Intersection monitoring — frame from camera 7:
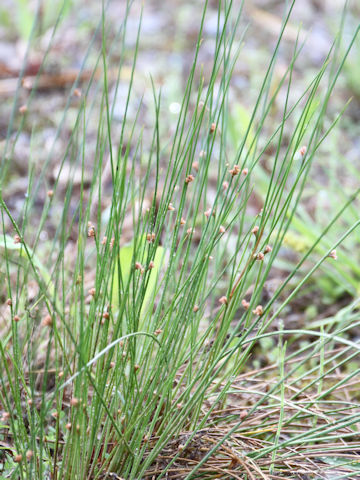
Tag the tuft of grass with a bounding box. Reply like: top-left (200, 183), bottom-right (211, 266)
top-left (0, 1), bottom-right (359, 479)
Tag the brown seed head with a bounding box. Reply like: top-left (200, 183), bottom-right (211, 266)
top-left (180, 217), bottom-right (186, 226)
top-left (134, 364), bottom-right (140, 372)
top-left (154, 329), bottom-right (163, 336)
top-left (256, 252), bottom-right (264, 261)
top-left (253, 305), bottom-right (263, 316)
top-left (65, 422), bottom-right (72, 430)
top-left (251, 226), bottom-right (259, 235)
top-left (146, 233), bottom-right (156, 243)
top-left (73, 88), bottom-right (82, 98)
top-left (168, 203), bottom-right (175, 211)
top-left (14, 454), bottom-right (22, 463)
top-left (135, 262), bottom-right (143, 271)
top-left (101, 236), bottom-right (107, 245)
top-left (87, 225), bottom-right (95, 238)
top-left (241, 299), bottom-right (250, 310)
top-left (219, 225), bottom-right (226, 234)
top-left (70, 397), bottom-right (79, 407)
top-left (329, 249), bottom-right (337, 260)
top-left (242, 168), bottom-right (248, 176)
top-left (193, 305), bottom-right (199, 312)
top-left (192, 161), bottom-right (199, 171)
top-left (13, 315), bottom-right (20, 322)
top-left (185, 174), bottom-right (195, 184)
top-left (210, 122), bottom-right (216, 133)
top-left (219, 296), bottom-right (228, 305)
top-left (240, 409), bottom-right (248, 419)
top-left (42, 314), bottom-right (53, 327)
top-left (47, 190), bottom-right (54, 198)
top-left (264, 245), bottom-right (272, 254)
top-left (299, 145), bottom-right (307, 156)
top-left (19, 105), bottom-right (27, 114)
top-left (222, 181), bottom-right (229, 190)
top-left (88, 287), bottom-right (96, 297)
top-left (14, 234), bottom-right (21, 244)
top-left (26, 450), bottom-right (33, 461)
top-left (148, 260), bottom-right (155, 270)
top-left (229, 165), bottom-right (240, 176)
top-left (6, 298), bottom-right (12, 306)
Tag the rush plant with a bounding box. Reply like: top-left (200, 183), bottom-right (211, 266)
top-left (0, 1), bottom-right (359, 479)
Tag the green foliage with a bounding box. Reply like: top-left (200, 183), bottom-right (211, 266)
top-left (229, 103), bottom-right (256, 155)
top-left (3, 0), bottom-right (73, 40)
top-left (0, 233), bottom-right (53, 294)
top-left (111, 234), bottom-right (165, 321)
top-left (0, 1), bottom-right (359, 479)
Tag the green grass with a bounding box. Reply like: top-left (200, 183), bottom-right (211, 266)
top-left (0, 1), bottom-right (360, 479)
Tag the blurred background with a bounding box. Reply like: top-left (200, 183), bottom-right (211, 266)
top-left (1, 0), bottom-right (360, 315)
